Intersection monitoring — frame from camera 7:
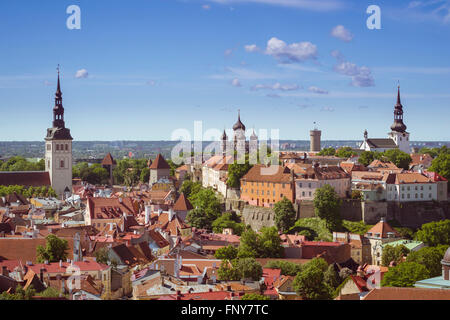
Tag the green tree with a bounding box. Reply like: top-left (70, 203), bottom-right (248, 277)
top-left (140, 167), bottom-right (150, 183)
top-left (187, 188), bottom-right (222, 230)
top-left (238, 228), bottom-right (261, 258)
top-left (324, 264), bottom-right (341, 289)
top-left (415, 220), bottom-right (450, 247)
top-left (313, 184), bottom-right (343, 231)
top-left (342, 220), bottom-right (372, 235)
top-left (336, 147), bottom-right (357, 158)
top-left (274, 197), bottom-right (297, 232)
top-left (381, 262), bottom-right (430, 287)
top-left (358, 151), bottom-right (377, 166)
top-left (212, 212), bottom-right (245, 235)
top-left (264, 260), bottom-right (303, 276)
top-left (317, 148), bottom-right (336, 156)
top-left (227, 160), bottom-right (252, 189)
top-left (382, 149), bottom-right (412, 170)
top-left (241, 293), bottom-right (270, 300)
top-left (259, 227), bottom-right (284, 258)
top-left (381, 244), bottom-right (410, 267)
top-left (215, 245), bottom-right (238, 260)
top-left (0, 285), bottom-right (36, 300)
top-left (293, 258), bottom-right (333, 300)
top-left (36, 235), bottom-right (69, 263)
top-left (406, 245), bottom-right (448, 277)
top-left (217, 260), bottom-right (240, 281)
top-left (234, 258), bottom-right (263, 281)
top-left (95, 247), bottom-right (110, 265)
top-left (180, 180), bottom-right (202, 199)
top-left (428, 153), bottom-right (450, 184)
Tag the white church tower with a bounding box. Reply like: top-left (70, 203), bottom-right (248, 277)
top-left (45, 66), bottom-right (73, 197)
top-left (388, 86), bottom-right (410, 153)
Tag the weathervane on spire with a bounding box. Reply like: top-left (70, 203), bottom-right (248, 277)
top-left (57, 64), bottom-right (60, 75)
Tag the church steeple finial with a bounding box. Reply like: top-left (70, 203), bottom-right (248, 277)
top-left (53, 65), bottom-right (65, 128)
top-left (390, 82), bottom-right (406, 133)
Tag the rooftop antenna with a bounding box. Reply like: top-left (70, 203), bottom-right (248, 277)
top-left (313, 121), bottom-right (318, 130)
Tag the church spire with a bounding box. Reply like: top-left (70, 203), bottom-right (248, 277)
top-left (53, 65), bottom-right (65, 128)
top-left (390, 84), bottom-right (407, 133)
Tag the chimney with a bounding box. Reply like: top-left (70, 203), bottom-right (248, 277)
top-left (39, 268), bottom-right (44, 283)
top-left (1, 266), bottom-right (8, 277)
top-left (169, 208), bottom-right (175, 222)
top-left (144, 205), bottom-right (151, 225)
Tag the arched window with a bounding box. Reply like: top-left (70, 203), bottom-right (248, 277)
top-left (56, 144), bottom-right (60, 151)
top-left (60, 160), bottom-right (65, 168)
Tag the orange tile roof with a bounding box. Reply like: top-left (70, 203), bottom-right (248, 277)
top-left (149, 154), bottom-right (171, 170)
top-left (241, 164), bottom-right (293, 183)
top-left (366, 220), bottom-right (400, 238)
top-left (362, 287), bottom-right (450, 300)
top-left (173, 194), bottom-right (193, 211)
top-left (101, 153), bottom-right (116, 166)
top-left (87, 197), bottom-right (139, 220)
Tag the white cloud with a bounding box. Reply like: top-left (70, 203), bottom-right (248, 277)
top-left (75, 69), bottom-right (89, 79)
top-left (331, 25), bottom-right (353, 42)
top-left (251, 82), bottom-right (300, 91)
top-left (231, 78), bottom-right (242, 87)
top-left (308, 86), bottom-right (328, 94)
top-left (333, 56), bottom-right (375, 87)
top-left (265, 37), bottom-right (318, 63)
top-left (206, 0), bottom-right (344, 11)
top-left (244, 44), bottom-right (260, 52)
top-left (146, 80), bottom-right (156, 86)
top-left (202, 4), bottom-right (212, 10)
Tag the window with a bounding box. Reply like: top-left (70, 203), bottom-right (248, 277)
top-left (46, 144), bottom-right (51, 151)
top-left (407, 194), bottom-right (410, 199)
top-left (415, 193), bottom-right (418, 198)
top-left (282, 183), bottom-right (285, 189)
top-left (56, 144), bottom-right (59, 151)
top-left (65, 144), bottom-right (68, 151)
top-left (302, 191), bottom-right (305, 196)
top-left (309, 192), bottom-right (312, 196)
top-left (421, 193), bottom-right (423, 198)
top-left (261, 190), bottom-right (264, 196)
top-left (415, 186), bottom-right (418, 190)
top-left (60, 160), bottom-right (64, 168)
top-left (251, 189), bottom-right (253, 194)
top-left (407, 186), bottom-right (410, 191)
top-left (429, 193), bottom-right (432, 198)
top-left (429, 186), bottom-right (432, 190)
top-left (308, 183), bottom-right (311, 188)
top-left (299, 183), bottom-right (302, 188)
top-left (273, 191), bottom-right (275, 197)
top-left (402, 194), bottom-right (405, 199)
top-left (421, 186), bottom-right (423, 190)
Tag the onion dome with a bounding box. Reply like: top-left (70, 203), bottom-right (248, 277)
top-left (233, 110), bottom-right (246, 131)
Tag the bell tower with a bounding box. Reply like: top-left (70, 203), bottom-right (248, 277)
top-left (45, 66), bottom-right (73, 197)
top-left (388, 85), bottom-right (410, 153)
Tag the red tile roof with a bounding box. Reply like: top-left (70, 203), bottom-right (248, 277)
top-left (28, 260), bottom-right (109, 274)
top-left (101, 153), bottom-right (116, 166)
top-left (158, 290), bottom-right (239, 300)
top-left (173, 193), bottom-right (193, 211)
top-left (0, 172), bottom-right (51, 187)
top-left (362, 287), bottom-right (450, 300)
top-left (87, 197), bottom-right (138, 220)
top-left (366, 220), bottom-right (400, 238)
top-left (149, 154), bottom-right (170, 170)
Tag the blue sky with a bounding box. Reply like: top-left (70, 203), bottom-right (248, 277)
top-left (0, 0), bottom-right (449, 141)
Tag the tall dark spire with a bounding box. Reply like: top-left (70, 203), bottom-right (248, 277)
top-left (53, 65), bottom-right (65, 129)
top-left (390, 85), bottom-right (407, 133)
top-left (233, 109), bottom-right (246, 131)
